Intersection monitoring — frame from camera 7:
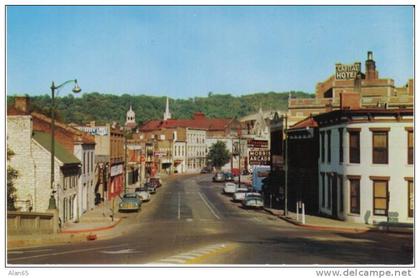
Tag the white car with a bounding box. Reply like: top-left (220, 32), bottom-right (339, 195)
top-left (223, 182), bottom-right (237, 194)
top-left (232, 188), bottom-right (250, 202)
top-left (242, 192), bottom-right (264, 209)
top-left (134, 188), bottom-right (151, 202)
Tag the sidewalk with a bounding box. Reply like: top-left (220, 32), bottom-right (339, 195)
top-left (8, 175), bottom-right (173, 250)
top-left (263, 207), bottom-right (413, 235)
top-left (8, 202), bottom-right (128, 250)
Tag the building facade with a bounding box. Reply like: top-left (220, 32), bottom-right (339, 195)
top-left (7, 115), bottom-right (81, 225)
top-left (186, 128), bottom-right (207, 172)
top-left (315, 109), bottom-right (413, 224)
top-left (76, 122), bottom-right (124, 201)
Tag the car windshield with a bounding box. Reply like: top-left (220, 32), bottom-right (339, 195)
top-left (124, 193), bottom-right (137, 198)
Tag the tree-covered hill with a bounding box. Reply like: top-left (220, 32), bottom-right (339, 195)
top-left (7, 91), bottom-right (313, 126)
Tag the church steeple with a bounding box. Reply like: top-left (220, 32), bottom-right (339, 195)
top-left (125, 104), bottom-right (136, 129)
top-left (163, 97), bottom-right (172, 121)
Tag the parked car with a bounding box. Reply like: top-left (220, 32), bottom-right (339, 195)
top-left (224, 172), bottom-right (234, 182)
top-left (213, 172), bottom-right (225, 182)
top-left (200, 166), bottom-right (212, 174)
top-left (135, 187), bottom-right (151, 202)
top-left (242, 192), bottom-right (264, 209)
top-left (223, 182), bottom-right (237, 194)
top-left (232, 187), bottom-right (250, 202)
top-left (119, 193), bottom-right (142, 212)
top-left (144, 182), bottom-right (157, 194)
top-left (149, 177), bottom-right (162, 188)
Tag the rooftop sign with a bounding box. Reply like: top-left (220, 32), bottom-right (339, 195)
top-left (335, 62), bottom-right (361, 80)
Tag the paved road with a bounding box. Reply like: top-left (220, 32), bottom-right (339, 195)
top-left (7, 174), bottom-right (413, 265)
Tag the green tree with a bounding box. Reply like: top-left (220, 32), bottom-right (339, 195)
top-left (207, 141), bottom-right (231, 170)
top-left (7, 147), bottom-right (18, 211)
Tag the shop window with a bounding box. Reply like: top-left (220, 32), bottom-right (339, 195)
top-left (327, 130), bottom-right (331, 163)
top-left (338, 175), bottom-right (343, 213)
top-left (408, 179), bottom-right (414, 218)
top-left (339, 128), bottom-right (343, 163)
top-left (321, 173), bottom-right (325, 208)
top-left (349, 130), bottom-right (360, 163)
top-left (372, 179), bottom-right (389, 216)
top-left (349, 178), bottom-right (360, 214)
top-left (320, 132), bottom-right (325, 163)
top-left (327, 174), bottom-right (332, 209)
top-left (371, 130), bottom-right (389, 164)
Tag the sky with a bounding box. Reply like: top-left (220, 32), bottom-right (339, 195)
top-left (6, 6), bottom-right (414, 98)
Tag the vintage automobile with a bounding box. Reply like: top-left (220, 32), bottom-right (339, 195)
top-left (223, 182), bottom-right (237, 194)
top-left (134, 187), bottom-right (151, 202)
top-left (149, 177), bottom-right (162, 188)
top-left (212, 172), bottom-right (225, 182)
top-left (224, 172), bottom-right (234, 182)
top-left (144, 182), bottom-right (157, 194)
top-left (232, 187), bottom-right (251, 202)
top-left (242, 192), bottom-right (264, 209)
top-left (200, 166), bottom-right (212, 173)
top-left (119, 193), bottom-right (142, 212)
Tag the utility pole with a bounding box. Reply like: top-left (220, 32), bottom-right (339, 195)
top-left (284, 114), bottom-right (288, 217)
top-left (124, 131), bottom-right (128, 194)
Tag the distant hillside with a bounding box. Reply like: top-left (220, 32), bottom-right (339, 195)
top-left (7, 91), bottom-right (313, 126)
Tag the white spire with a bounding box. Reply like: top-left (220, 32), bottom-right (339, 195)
top-left (163, 97), bottom-right (172, 121)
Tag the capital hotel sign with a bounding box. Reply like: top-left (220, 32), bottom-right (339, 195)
top-left (335, 62), bottom-right (361, 80)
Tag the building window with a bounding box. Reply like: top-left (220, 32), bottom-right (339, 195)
top-left (372, 178), bottom-right (389, 216)
top-left (338, 175), bottom-right (343, 213)
top-left (407, 128), bottom-right (413, 165)
top-left (348, 130), bottom-right (360, 163)
top-left (320, 132), bottom-right (325, 163)
top-left (407, 178), bottom-right (414, 218)
top-left (327, 130), bottom-right (331, 163)
top-left (339, 128), bottom-right (343, 163)
top-left (327, 174), bottom-right (332, 209)
top-left (83, 153), bottom-right (86, 174)
top-left (91, 152), bottom-right (94, 172)
top-left (349, 177), bottom-right (360, 214)
top-left (321, 172), bottom-right (325, 208)
top-left (370, 129), bottom-right (389, 164)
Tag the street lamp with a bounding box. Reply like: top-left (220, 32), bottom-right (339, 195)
top-left (48, 79), bottom-right (81, 210)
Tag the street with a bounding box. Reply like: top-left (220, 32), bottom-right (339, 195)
top-left (7, 174), bottom-right (413, 265)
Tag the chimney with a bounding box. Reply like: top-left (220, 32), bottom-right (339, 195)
top-left (340, 92), bottom-right (361, 110)
top-left (14, 96), bottom-right (30, 114)
top-left (365, 51), bottom-right (378, 80)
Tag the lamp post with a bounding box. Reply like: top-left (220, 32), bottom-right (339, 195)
top-left (48, 79), bottom-right (81, 210)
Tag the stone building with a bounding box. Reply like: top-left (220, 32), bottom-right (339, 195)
top-left (8, 96), bottom-right (96, 222)
top-left (7, 115), bottom-right (81, 225)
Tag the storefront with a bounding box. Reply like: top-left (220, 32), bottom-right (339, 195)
top-left (108, 163), bottom-right (123, 199)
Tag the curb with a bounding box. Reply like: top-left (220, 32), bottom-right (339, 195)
top-left (61, 218), bottom-right (123, 234)
top-left (263, 208), bottom-right (413, 235)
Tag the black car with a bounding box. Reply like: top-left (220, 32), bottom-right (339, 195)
top-left (144, 182), bottom-right (157, 194)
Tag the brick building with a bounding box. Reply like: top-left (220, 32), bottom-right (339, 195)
top-left (288, 51), bottom-right (413, 126)
top-left (76, 122), bottom-right (124, 201)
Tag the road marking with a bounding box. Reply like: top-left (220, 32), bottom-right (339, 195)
top-left (177, 192), bottom-right (181, 220)
top-left (8, 243), bottom-right (129, 262)
top-left (100, 249), bottom-right (142, 254)
top-left (147, 243), bottom-right (234, 265)
top-left (198, 192), bottom-right (221, 220)
top-left (8, 248), bottom-right (53, 255)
